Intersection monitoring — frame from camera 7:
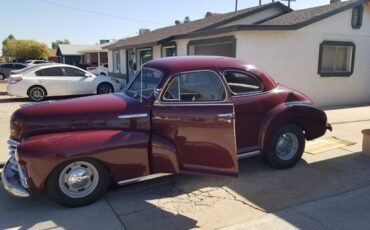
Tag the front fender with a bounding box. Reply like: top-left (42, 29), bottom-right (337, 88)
top-left (260, 103), bottom-right (328, 154)
top-left (17, 130), bottom-right (150, 193)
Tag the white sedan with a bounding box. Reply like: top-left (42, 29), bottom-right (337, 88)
top-left (7, 64), bottom-right (124, 101)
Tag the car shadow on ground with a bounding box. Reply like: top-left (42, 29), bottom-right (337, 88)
top-left (1, 152), bottom-right (370, 230)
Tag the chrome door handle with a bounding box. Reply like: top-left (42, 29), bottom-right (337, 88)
top-left (217, 113), bottom-right (234, 118)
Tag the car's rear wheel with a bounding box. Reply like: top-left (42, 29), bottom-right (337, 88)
top-left (97, 82), bottom-right (113, 94)
top-left (0, 73), bottom-right (5, 80)
top-left (28, 86), bottom-right (47, 101)
top-left (265, 124), bottom-right (305, 169)
top-left (47, 159), bottom-right (110, 207)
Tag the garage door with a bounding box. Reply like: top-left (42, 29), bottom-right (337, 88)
top-left (188, 36), bottom-right (236, 58)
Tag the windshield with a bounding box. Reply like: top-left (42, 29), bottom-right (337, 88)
top-left (126, 68), bottom-right (162, 98)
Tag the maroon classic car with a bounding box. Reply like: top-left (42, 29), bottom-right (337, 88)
top-left (2, 56), bottom-right (331, 207)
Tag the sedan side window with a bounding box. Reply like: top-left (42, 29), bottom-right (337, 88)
top-left (42, 67), bottom-right (63, 77)
top-left (224, 71), bottom-right (263, 94)
top-left (163, 71), bottom-right (225, 102)
top-left (63, 67), bottom-right (86, 77)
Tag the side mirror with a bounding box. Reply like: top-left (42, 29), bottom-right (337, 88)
top-left (154, 88), bottom-right (162, 99)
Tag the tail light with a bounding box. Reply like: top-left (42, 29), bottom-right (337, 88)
top-left (9, 75), bottom-right (23, 84)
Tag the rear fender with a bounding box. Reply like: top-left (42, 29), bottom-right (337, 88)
top-left (17, 130), bottom-right (150, 193)
top-left (259, 102), bottom-right (328, 154)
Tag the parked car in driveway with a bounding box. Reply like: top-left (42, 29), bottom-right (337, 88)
top-left (25, 60), bottom-right (53, 65)
top-left (87, 63), bottom-right (108, 75)
top-left (0, 62), bottom-right (27, 80)
top-left (1, 56), bottom-right (331, 207)
top-left (7, 63), bottom-right (124, 101)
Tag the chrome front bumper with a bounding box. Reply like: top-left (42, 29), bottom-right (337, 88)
top-left (0, 139), bottom-right (30, 198)
top-left (1, 158), bottom-right (30, 197)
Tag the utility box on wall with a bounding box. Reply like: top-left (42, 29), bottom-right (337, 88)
top-left (362, 129), bottom-right (370, 156)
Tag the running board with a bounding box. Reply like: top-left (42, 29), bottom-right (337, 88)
top-left (237, 150), bottom-right (261, 160)
top-left (117, 173), bottom-right (171, 186)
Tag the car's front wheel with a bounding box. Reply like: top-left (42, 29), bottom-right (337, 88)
top-left (47, 159), bottom-right (111, 207)
top-left (0, 73), bottom-right (5, 80)
top-left (28, 86), bottom-right (47, 101)
top-left (265, 124), bottom-right (305, 169)
top-left (97, 82), bottom-right (113, 94)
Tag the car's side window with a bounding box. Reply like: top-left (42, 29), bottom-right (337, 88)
top-left (41, 67), bottom-right (63, 77)
top-left (224, 71), bottom-right (263, 94)
top-left (163, 71), bottom-right (226, 102)
top-left (14, 64), bottom-right (25, 69)
top-left (35, 70), bottom-right (43, 76)
top-left (62, 67), bottom-right (86, 77)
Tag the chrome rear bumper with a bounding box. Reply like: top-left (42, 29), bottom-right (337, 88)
top-left (1, 158), bottom-right (30, 197)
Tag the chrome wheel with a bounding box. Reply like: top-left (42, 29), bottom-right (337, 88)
top-left (0, 74), bottom-right (5, 80)
top-left (58, 161), bottom-right (99, 199)
top-left (98, 83), bottom-right (113, 94)
top-left (29, 87), bottom-right (45, 101)
top-left (276, 132), bottom-right (299, 161)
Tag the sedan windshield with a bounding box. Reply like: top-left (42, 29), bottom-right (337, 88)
top-left (126, 68), bottom-right (162, 98)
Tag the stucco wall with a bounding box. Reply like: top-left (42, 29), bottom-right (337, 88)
top-left (235, 7), bottom-right (370, 107)
top-left (107, 50), bottom-right (113, 72)
top-left (153, 45), bottom-right (161, 59)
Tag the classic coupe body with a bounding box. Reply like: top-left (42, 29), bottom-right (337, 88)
top-left (2, 56), bottom-right (331, 207)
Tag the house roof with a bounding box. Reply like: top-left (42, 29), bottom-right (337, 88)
top-left (57, 44), bottom-right (101, 56)
top-left (106, 2), bottom-right (291, 49)
top-left (261, 0), bottom-right (366, 27)
top-left (107, 0), bottom-right (367, 49)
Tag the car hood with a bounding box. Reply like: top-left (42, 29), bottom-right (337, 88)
top-left (10, 93), bottom-right (150, 141)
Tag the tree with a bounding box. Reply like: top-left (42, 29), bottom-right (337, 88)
top-left (184, 16), bottom-right (191, 23)
top-left (51, 39), bottom-right (71, 49)
top-left (3, 39), bottom-right (50, 60)
top-left (2, 34), bottom-right (15, 58)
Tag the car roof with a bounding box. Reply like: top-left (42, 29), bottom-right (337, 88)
top-left (144, 56), bottom-right (278, 91)
top-left (144, 56), bottom-right (248, 74)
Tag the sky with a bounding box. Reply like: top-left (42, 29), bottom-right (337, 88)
top-left (0, 0), bottom-right (344, 55)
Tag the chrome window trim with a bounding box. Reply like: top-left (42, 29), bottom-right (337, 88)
top-left (125, 67), bottom-right (163, 99)
top-left (117, 113), bottom-right (148, 119)
top-left (158, 69), bottom-right (230, 105)
top-left (222, 69), bottom-right (264, 97)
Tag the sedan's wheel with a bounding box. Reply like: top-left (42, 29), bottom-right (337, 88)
top-left (265, 124), bottom-right (305, 169)
top-left (0, 74), bottom-right (5, 80)
top-left (47, 159), bottom-right (110, 207)
top-left (28, 86), bottom-right (46, 101)
top-left (97, 83), bottom-right (113, 94)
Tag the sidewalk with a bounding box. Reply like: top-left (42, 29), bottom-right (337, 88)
top-left (0, 104), bottom-right (370, 229)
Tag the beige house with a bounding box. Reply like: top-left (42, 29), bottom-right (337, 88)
top-left (104, 0), bottom-right (370, 107)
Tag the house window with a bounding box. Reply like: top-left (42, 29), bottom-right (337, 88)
top-left (113, 51), bottom-right (120, 71)
top-left (318, 41), bottom-right (356, 77)
top-left (162, 46), bottom-right (177, 57)
top-left (352, 5), bottom-right (363, 29)
top-left (137, 48), bottom-right (152, 67)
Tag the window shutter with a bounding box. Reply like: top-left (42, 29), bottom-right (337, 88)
top-left (352, 5), bottom-right (363, 29)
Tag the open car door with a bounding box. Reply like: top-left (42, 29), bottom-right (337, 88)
top-left (151, 70), bottom-right (238, 177)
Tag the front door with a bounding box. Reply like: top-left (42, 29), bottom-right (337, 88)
top-left (62, 66), bottom-right (95, 95)
top-left (151, 70), bottom-right (238, 177)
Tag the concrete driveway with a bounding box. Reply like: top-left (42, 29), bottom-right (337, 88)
top-left (1, 81), bottom-right (370, 229)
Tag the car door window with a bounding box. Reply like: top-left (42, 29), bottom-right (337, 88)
top-left (224, 71), bottom-right (263, 94)
top-left (41, 67), bottom-right (63, 76)
top-left (63, 67), bottom-right (86, 77)
top-left (14, 64), bottom-right (25, 69)
top-left (2, 64), bottom-right (13, 68)
top-left (163, 71), bottom-right (225, 102)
